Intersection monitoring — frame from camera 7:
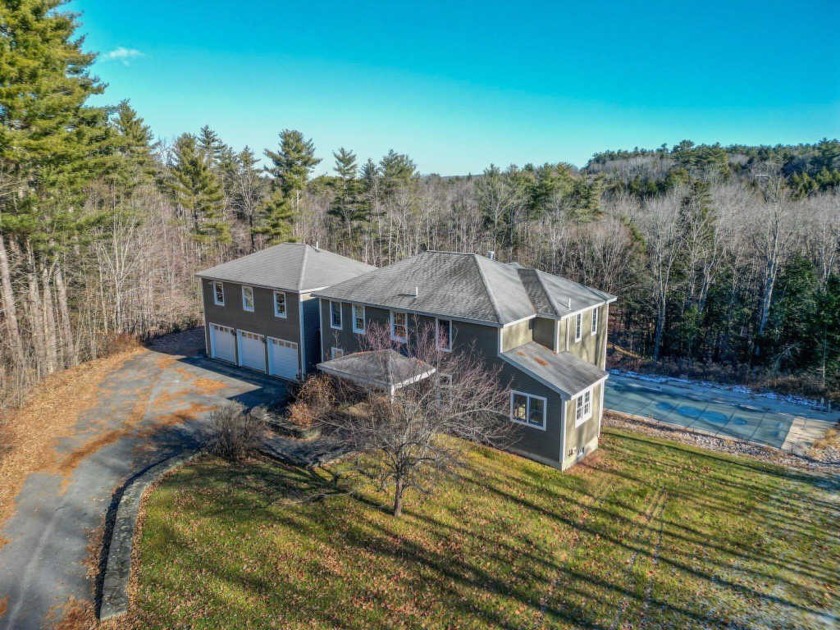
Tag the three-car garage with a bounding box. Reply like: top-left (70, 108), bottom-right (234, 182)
top-left (208, 322), bottom-right (299, 381)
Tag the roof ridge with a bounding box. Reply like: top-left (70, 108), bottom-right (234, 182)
top-left (533, 268), bottom-right (569, 315)
top-left (472, 254), bottom-right (504, 325)
top-left (297, 242), bottom-right (310, 291)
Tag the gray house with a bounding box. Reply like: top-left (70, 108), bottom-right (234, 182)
top-left (314, 250), bottom-right (616, 470)
top-left (196, 243), bottom-right (374, 380)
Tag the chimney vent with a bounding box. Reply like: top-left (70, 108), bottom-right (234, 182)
top-left (567, 297), bottom-right (572, 310)
top-left (314, 241), bottom-right (320, 251)
top-left (487, 250), bottom-right (495, 261)
top-left (414, 286), bottom-right (419, 297)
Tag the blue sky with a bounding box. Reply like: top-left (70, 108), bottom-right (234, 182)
top-left (71, 0), bottom-right (839, 174)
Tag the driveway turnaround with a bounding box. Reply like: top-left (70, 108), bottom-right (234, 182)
top-left (0, 330), bottom-right (286, 630)
top-left (605, 371), bottom-right (838, 450)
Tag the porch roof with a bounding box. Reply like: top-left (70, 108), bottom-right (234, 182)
top-left (317, 350), bottom-right (436, 392)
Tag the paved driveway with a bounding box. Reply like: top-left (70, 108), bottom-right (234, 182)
top-left (0, 330), bottom-right (287, 630)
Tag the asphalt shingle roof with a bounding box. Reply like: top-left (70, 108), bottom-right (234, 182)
top-left (316, 251), bottom-right (615, 326)
top-left (196, 243), bottom-right (375, 293)
top-left (502, 342), bottom-right (608, 397)
top-left (317, 350), bottom-right (435, 390)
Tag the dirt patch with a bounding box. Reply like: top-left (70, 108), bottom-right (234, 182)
top-left (0, 348), bottom-right (146, 541)
top-left (0, 595), bottom-right (7, 618)
top-left (52, 596), bottom-right (97, 630)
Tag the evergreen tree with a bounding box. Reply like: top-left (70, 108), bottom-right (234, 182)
top-left (197, 125), bottom-right (226, 165)
top-left (110, 100), bottom-right (156, 191)
top-left (167, 133), bottom-right (230, 246)
top-left (263, 129), bottom-right (320, 210)
top-left (254, 190), bottom-right (295, 244)
top-left (328, 147), bottom-right (367, 240)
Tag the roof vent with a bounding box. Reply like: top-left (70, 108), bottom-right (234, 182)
top-left (567, 297), bottom-right (572, 310)
top-left (487, 250), bottom-right (495, 261)
top-left (314, 241), bottom-right (320, 252)
top-left (414, 286), bottom-right (419, 297)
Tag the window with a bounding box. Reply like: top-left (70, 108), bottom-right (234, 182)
top-left (591, 308), bottom-right (599, 335)
top-left (273, 291), bottom-right (287, 318)
top-left (510, 391), bottom-right (547, 430)
top-left (436, 318), bottom-right (452, 352)
top-left (352, 304), bottom-right (365, 334)
top-left (330, 301), bottom-right (342, 330)
top-left (574, 312), bottom-right (582, 342)
top-left (391, 310), bottom-right (407, 342)
top-left (242, 286), bottom-right (255, 312)
top-left (330, 347), bottom-right (344, 359)
top-left (575, 388), bottom-right (593, 426)
top-left (212, 281), bottom-right (224, 306)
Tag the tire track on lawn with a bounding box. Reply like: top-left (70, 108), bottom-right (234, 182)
top-left (608, 486), bottom-right (668, 630)
top-left (537, 472), bottom-right (616, 626)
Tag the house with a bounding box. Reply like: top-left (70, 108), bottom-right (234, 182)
top-left (314, 250), bottom-right (616, 470)
top-left (196, 243), bottom-right (375, 380)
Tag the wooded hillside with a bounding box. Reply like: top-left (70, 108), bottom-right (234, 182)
top-left (1, 1), bottom-right (838, 406)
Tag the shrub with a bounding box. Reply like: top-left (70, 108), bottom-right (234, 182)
top-left (206, 402), bottom-right (265, 462)
top-left (286, 375), bottom-right (336, 429)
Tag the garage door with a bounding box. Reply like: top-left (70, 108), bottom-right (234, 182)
top-left (268, 337), bottom-right (299, 380)
top-left (237, 330), bottom-right (266, 372)
top-left (209, 323), bottom-right (236, 363)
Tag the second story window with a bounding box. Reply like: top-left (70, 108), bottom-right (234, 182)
top-left (574, 313), bottom-right (582, 342)
top-left (330, 301), bottom-right (342, 330)
top-left (212, 281), bottom-right (224, 306)
top-left (242, 286), bottom-right (255, 312)
top-left (391, 310), bottom-right (407, 343)
top-left (591, 308), bottom-right (599, 335)
top-left (273, 291), bottom-right (287, 318)
top-left (352, 304), bottom-right (365, 334)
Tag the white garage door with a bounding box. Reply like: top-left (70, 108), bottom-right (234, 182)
top-left (237, 330), bottom-right (266, 372)
top-left (268, 337), bottom-right (299, 380)
top-left (209, 323), bottom-right (236, 363)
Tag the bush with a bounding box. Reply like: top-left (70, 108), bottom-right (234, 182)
top-left (206, 402), bottom-right (265, 462)
top-left (286, 375), bottom-right (336, 430)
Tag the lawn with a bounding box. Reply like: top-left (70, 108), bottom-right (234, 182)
top-left (127, 429), bottom-right (839, 629)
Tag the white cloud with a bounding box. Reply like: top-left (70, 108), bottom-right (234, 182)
top-left (102, 47), bottom-right (144, 66)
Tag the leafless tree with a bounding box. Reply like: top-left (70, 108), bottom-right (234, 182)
top-left (316, 321), bottom-right (512, 517)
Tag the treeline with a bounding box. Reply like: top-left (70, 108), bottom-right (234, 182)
top-left (1, 2), bottom-right (838, 406)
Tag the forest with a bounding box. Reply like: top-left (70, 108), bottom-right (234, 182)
top-left (1, 2), bottom-right (838, 407)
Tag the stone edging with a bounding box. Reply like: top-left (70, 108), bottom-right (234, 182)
top-left (98, 450), bottom-right (200, 621)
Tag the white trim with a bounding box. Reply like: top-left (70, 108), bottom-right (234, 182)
top-left (574, 386), bottom-right (593, 426)
top-left (598, 381), bottom-right (605, 437)
top-left (241, 286), bottom-right (255, 312)
top-left (311, 296), bottom-right (505, 328)
top-left (273, 290), bottom-right (288, 318)
top-left (329, 300), bottom-right (342, 330)
top-left (574, 312), bottom-right (582, 342)
top-left (435, 317), bottom-right (453, 352)
top-left (390, 310), bottom-right (407, 343)
top-left (212, 281), bottom-right (225, 306)
top-left (509, 390), bottom-right (548, 431)
top-left (352, 304), bottom-right (366, 334)
top-left (560, 392), bottom-right (567, 461)
top-left (554, 319), bottom-right (561, 353)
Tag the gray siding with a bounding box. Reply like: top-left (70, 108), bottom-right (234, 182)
top-left (201, 278), bottom-right (306, 377)
top-left (501, 318), bottom-right (534, 352)
top-left (560, 304), bottom-right (608, 368)
top-left (562, 380), bottom-right (603, 469)
top-left (533, 317), bottom-right (554, 350)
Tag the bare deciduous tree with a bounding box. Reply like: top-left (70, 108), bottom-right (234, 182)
top-left (316, 322), bottom-right (512, 517)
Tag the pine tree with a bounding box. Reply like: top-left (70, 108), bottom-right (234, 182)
top-left (167, 133), bottom-right (230, 246)
top-left (197, 125), bottom-right (226, 166)
top-left (328, 147), bottom-right (367, 241)
top-left (110, 100), bottom-right (156, 191)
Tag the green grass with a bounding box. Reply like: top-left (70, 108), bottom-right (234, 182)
top-left (130, 429), bottom-right (839, 629)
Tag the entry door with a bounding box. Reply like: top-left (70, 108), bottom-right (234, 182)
top-left (268, 337), bottom-right (299, 380)
top-left (237, 330), bottom-right (267, 372)
top-left (209, 323), bottom-right (236, 363)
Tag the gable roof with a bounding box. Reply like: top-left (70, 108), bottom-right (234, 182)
top-left (315, 250), bottom-right (615, 326)
top-left (502, 342), bottom-right (608, 398)
top-left (196, 243), bottom-right (375, 293)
